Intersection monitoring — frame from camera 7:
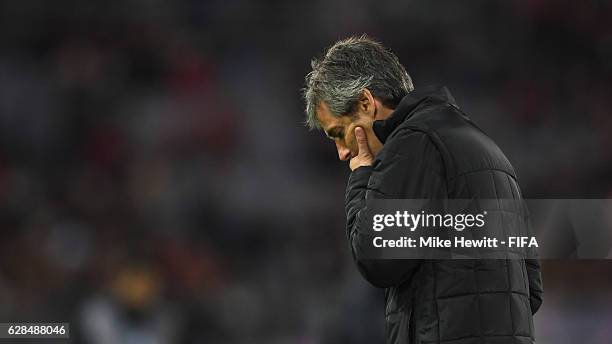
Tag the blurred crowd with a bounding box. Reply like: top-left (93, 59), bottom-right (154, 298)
top-left (0, 1), bottom-right (610, 343)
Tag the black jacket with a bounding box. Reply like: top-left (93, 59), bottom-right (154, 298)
top-left (345, 86), bottom-right (543, 344)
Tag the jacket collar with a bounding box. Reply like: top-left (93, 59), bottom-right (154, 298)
top-left (373, 85), bottom-right (457, 143)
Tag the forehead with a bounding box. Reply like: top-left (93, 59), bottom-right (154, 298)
top-left (316, 102), bottom-right (348, 130)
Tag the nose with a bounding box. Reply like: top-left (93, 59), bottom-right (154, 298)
top-left (335, 141), bottom-right (351, 161)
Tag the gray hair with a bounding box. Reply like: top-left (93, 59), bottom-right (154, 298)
top-left (303, 35), bottom-right (414, 130)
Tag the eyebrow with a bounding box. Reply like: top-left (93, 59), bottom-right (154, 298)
top-left (325, 126), bottom-right (344, 139)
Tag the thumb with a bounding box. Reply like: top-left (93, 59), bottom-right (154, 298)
top-left (355, 127), bottom-right (372, 157)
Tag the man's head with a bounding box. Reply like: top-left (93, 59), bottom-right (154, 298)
top-left (303, 35), bottom-right (413, 161)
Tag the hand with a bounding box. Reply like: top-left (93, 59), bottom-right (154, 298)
top-left (349, 127), bottom-right (374, 171)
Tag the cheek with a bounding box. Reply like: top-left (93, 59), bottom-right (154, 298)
top-left (344, 128), bottom-right (358, 154)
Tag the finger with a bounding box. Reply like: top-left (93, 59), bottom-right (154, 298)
top-left (355, 127), bottom-right (371, 156)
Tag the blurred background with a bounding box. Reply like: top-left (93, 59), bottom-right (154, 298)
top-left (0, 0), bottom-right (611, 343)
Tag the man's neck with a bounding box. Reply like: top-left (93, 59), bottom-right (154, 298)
top-left (376, 106), bottom-right (395, 121)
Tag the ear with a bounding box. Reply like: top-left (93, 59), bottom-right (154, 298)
top-left (358, 88), bottom-right (377, 119)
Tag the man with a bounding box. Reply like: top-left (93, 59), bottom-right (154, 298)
top-left (303, 35), bottom-right (543, 344)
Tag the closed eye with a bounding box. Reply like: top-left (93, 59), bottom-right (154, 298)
top-left (325, 126), bottom-right (344, 140)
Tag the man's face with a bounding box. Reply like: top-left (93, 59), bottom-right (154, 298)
top-left (316, 101), bottom-right (383, 161)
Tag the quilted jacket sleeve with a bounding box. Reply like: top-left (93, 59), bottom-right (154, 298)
top-left (345, 130), bottom-right (447, 288)
top-left (525, 258), bottom-right (543, 314)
